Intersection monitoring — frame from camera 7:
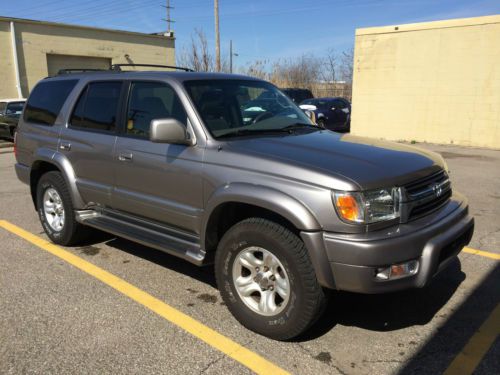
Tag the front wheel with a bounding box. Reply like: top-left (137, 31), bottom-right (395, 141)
top-left (215, 218), bottom-right (326, 340)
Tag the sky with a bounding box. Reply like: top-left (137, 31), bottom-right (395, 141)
top-left (2, 0), bottom-right (499, 69)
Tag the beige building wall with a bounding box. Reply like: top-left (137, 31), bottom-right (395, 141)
top-left (0, 17), bottom-right (175, 99)
top-left (0, 21), bottom-right (19, 98)
top-left (351, 15), bottom-right (500, 149)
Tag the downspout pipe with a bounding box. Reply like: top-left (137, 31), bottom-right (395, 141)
top-left (10, 21), bottom-right (23, 99)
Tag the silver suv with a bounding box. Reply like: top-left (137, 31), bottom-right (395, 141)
top-left (15, 68), bottom-right (474, 340)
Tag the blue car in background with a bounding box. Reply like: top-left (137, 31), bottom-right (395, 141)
top-left (299, 97), bottom-right (351, 132)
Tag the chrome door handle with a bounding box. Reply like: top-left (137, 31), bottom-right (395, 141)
top-left (118, 152), bottom-right (133, 161)
top-left (59, 142), bottom-right (71, 151)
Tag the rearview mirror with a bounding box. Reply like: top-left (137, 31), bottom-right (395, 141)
top-left (150, 118), bottom-right (192, 145)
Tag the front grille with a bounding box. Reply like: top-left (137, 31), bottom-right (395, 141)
top-left (404, 170), bottom-right (452, 220)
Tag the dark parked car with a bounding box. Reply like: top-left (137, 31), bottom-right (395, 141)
top-left (0, 98), bottom-right (26, 140)
top-left (300, 97), bottom-right (350, 132)
top-left (280, 88), bottom-right (313, 103)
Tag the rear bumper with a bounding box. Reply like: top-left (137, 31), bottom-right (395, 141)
top-left (15, 163), bottom-right (30, 185)
top-left (301, 192), bottom-right (474, 293)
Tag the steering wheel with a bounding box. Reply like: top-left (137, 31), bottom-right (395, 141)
top-left (252, 111), bottom-right (274, 124)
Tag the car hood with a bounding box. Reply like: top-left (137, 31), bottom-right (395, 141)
top-left (223, 130), bottom-right (445, 190)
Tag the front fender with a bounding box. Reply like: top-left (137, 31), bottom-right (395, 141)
top-left (202, 182), bottom-right (321, 240)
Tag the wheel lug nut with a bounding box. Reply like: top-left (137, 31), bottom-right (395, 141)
top-left (269, 286), bottom-right (274, 291)
top-left (263, 266), bottom-right (269, 272)
top-left (255, 267), bottom-right (259, 272)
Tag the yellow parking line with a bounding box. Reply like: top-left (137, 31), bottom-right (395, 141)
top-left (444, 303), bottom-right (500, 375)
top-left (463, 247), bottom-right (500, 260)
top-left (0, 220), bottom-right (289, 375)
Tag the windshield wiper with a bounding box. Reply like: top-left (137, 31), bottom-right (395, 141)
top-left (216, 128), bottom-right (291, 139)
top-left (216, 123), bottom-right (320, 139)
top-left (281, 122), bottom-right (321, 131)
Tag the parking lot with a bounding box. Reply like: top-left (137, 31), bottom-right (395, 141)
top-left (0, 140), bottom-right (498, 375)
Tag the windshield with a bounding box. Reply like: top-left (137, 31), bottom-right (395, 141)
top-left (184, 80), bottom-right (314, 138)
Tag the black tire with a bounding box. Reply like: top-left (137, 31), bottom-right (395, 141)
top-left (215, 218), bottom-right (326, 341)
top-left (36, 171), bottom-right (90, 246)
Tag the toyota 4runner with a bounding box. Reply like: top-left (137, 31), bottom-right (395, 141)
top-left (14, 67), bottom-right (474, 340)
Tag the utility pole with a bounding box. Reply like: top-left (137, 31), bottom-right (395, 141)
top-left (214, 0), bottom-right (221, 71)
top-left (229, 40), bottom-right (238, 74)
top-left (161, 0), bottom-right (175, 65)
top-left (230, 40), bottom-right (233, 73)
top-left (162, 0), bottom-right (174, 34)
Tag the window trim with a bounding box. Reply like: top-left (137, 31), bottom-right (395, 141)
top-left (118, 80), bottom-right (188, 141)
top-left (68, 80), bottom-right (126, 135)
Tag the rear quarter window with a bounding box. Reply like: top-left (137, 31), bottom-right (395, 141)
top-left (24, 79), bottom-right (78, 125)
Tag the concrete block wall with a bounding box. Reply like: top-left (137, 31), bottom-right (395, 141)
top-left (351, 15), bottom-right (500, 149)
top-left (0, 18), bottom-right (175, 99)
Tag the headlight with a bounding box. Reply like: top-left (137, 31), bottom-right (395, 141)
top-left (333, 188), bottom-right (401, 224)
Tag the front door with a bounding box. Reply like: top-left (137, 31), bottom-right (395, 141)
top-left (112, 81), bottom-right (204, 234)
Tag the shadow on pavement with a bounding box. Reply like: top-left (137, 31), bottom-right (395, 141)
top-left (400, 263), bottom-right (499, 374)
top-left (300, 259), bottom-right (465, 341)
top-left (103, 236), bottom-right (217, 288)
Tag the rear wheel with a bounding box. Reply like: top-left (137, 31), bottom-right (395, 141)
top-left (215, 218), bottom-right (326, 340)
top-left (36, 171), bottom-right (91, 246)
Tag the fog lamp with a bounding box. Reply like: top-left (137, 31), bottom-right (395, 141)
top-left (376, 260), bottom-right (419, 280)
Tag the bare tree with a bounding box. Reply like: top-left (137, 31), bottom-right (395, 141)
top-left (321, 48), bottom-right (338, 84)
top-left (269, 54), bottom-right (322, 89)
top-left (177, 29), bottom-right (230, 72)
top-left (339, 47), bottom-right (354, 83)
top-left (242, 59), bottom-right (269, 80)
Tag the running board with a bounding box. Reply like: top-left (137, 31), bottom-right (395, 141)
top-left (76, 210), bottom-right (205, 265)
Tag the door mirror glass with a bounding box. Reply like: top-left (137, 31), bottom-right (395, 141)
top-left (150, 118), bottom-right (192, 145)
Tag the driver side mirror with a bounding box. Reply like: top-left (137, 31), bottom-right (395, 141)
top-left (150, 118), bottom-right (192, 145)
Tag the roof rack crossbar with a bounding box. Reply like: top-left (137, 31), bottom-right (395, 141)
top-left (111, 63), bottom-right (194, 72)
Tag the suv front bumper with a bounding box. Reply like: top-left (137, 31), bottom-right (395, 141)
top-left (301, 191), bottom-right (474, 293)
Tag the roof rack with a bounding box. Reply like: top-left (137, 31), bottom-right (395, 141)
top-left (56, 68), bottom-right (109, 75)
top-left (111, 64), bottom-right (194, 72)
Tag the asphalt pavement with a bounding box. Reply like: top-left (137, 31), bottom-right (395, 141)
top-left (0, 142), bottom-right (498, 375)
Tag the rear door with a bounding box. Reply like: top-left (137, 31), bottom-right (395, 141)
top-left (59, 80), bottom-right (124, 206)
top-left (112, 80), bottom-right (204, 233)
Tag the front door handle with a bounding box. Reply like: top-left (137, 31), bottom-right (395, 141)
top-left (118, 152), bottom-right (133, 162)
top-left (59, 142), bottom-right (71, 151)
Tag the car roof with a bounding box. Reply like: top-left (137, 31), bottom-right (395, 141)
top-left (43, 71), bottom-right (263, 83)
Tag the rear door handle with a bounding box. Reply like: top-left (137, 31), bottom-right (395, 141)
top-left (118, 152), bottom-right (133, 162)
top-left (59, 142), bottom-right (71, 151)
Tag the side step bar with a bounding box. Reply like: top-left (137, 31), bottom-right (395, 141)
top-left (76, 210), bottom-right (205, 265)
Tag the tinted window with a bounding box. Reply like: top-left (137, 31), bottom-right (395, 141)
top-left (24, 80), bottom-right (78, 125)
top-left (333, 99), bottom-right (347, 109)
top-left (6, 102), bottom-right (25, 115)
top-left (70, 81), bottom-right (122, 132)
top-left (125, 81), bottom-right (187, 138)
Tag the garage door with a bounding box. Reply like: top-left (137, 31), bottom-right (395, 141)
top-left (46, 54), bottom-right (111, 76)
